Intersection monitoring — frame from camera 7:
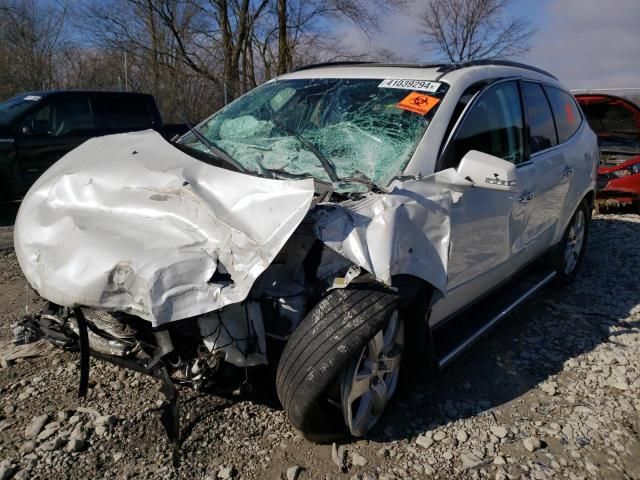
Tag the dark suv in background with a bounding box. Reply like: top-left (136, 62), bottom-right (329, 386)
top-left (0, 90), bottom-right (184, 200)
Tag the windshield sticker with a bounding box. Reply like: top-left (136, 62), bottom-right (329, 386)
top-left (378, 79), bottom-right (441, 93)
top-left (23, 95), bottom-right (41, 101)
top-left (396, 92), bottom-right (440, 115)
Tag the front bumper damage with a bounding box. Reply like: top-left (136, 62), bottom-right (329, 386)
top-left (13, 129), bottom-right (468, 462)
top-left (596, 174), bottom-right (640, 206)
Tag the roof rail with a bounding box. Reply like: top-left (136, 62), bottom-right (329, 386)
top-left (291, 59), bottom-right (557, 80)
top-left (292, 61), bottom-right (448, 72)
top-left (437, 59), bottom-right (558, 80)
top-left (293, 61), bottom-right (378, 72)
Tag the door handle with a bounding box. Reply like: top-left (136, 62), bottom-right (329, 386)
top-left (518, 191), bottom-right (534, 203)
top-left (563, 166), bottom-right (575, 177)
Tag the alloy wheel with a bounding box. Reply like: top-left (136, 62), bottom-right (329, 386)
top-left (340, 310), bottom-right (404, 437)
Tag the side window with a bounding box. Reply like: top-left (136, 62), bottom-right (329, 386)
top-left (442, 81), bottom-right (524, 169)
top-left (521, 82), bottom-right (557, 154)
top-left (22, 96), bottom-right (94, 137)
top-left (544, 86), bottom-right (581, 142)
top-left (95, 96), bottom-right (152, 130)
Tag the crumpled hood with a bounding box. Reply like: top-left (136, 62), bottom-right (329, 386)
top-left (14, 130), bottom-right (314, 326)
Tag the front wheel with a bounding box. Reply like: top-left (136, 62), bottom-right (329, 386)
top-left (275, 288), bottom-right (403, 441)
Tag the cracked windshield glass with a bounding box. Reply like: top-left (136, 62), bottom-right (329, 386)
top-left (180, 78), bottom-right (448, 191)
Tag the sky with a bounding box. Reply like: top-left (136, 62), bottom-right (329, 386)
top-left (336, 0), bottom-right (640, 90)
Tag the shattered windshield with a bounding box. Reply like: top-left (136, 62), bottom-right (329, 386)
top-left (0, 95), bottom-right (41, 126)
top-left (180, 78), bottom-right (448, 190)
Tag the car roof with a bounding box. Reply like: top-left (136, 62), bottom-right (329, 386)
top-left (14, 90), bottom-right (153, 99)
top-left (278, 60), bottom-right (564, 90)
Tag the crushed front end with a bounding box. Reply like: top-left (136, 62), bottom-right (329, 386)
top-left (13, 128), bottom-right (462, 459)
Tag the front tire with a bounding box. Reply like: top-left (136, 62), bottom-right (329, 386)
top-left (276, 288), bottom-right (401, 441)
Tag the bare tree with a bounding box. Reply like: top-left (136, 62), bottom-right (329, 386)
top-left (420, 0), bottom-right (536, 62)
top-left (0, 0), bottom-right (70, 98)
top-left (1, 0), bottom-right (404, 119)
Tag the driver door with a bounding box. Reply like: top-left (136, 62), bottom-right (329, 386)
top-left (430, 80), bottom-right (536, 325)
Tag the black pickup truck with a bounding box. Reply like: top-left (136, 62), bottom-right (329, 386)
top-left (0, 90), bottom-right (188, 200)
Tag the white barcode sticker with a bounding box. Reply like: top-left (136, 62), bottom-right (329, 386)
top-left (378, 79), bottom-right (441, 93)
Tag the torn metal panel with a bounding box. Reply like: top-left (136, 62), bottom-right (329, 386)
top-left (14, 130), bottom-right (315, 326)
top-left (314, 169), bottom-right (471, 294)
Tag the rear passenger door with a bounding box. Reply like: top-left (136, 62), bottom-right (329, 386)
top-left (92, 95), bottom-right (155, 134)
top-left (519, 81), bottom-right (568, 258)
top-left (543, 86), bottom-right (584, 219)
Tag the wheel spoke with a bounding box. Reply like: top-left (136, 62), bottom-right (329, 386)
top-left (350, 391), bottom-right (374, 435)
top-left (369, 330), bottom-right (385, 358)
top-left (379, 348), bottom-right (401, 374)
top-left (575, 211), bottom-right (584, 233)
top-left (371, 378), bottom-right (388, 414)
top-left (348, 362), bottom-right (374, 402)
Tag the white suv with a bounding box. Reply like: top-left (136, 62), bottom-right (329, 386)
top-left (15, 60), bottom-right (598, 442)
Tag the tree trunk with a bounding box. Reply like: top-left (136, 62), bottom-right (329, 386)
top-left (277, 0), bottom-right (289, 75)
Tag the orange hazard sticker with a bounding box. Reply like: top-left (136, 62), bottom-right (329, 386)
top-left (396, 92), bottom-right (440, 115)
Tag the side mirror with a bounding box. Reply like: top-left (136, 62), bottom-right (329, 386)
top-left (20, 125), bottom-right (32, 136)
top-left (457, 150), bottom-right (519, 192)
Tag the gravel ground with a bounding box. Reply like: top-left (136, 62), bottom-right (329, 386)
top-left (0, 210), bottom-right (639, 480)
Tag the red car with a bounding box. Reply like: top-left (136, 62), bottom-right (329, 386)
top-left (575, 92), bottom-right (640, 208)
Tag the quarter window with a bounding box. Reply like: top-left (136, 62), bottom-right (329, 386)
top-left (521, 82), bottom-right (557, 154)
top-left (94, 96), bottom-right (152, 130)
top-left (544, 86), bottom-right (582, 142)
top-left (441, 81), bottom-right (524, 169)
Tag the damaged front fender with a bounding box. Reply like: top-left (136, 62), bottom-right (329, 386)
top-left (315, 169), bottom-right (470, 294)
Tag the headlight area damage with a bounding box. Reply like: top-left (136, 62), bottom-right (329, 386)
top-left (14, 130), bottom-right (465, 460)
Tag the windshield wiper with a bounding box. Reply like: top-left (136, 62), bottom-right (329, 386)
top-left (271, 117), bottom-right (339, 183)
top-left (182, 118), bottom-right (247, 172)
top-left (339, 171), bottom-right (378, 189)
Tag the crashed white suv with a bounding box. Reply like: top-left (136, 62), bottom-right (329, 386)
top-left (14, 61), bottom-right (597, 442)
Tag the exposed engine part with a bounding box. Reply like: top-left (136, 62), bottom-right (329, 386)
top-left (66, 309), bottom-right (140, 358)
top-left (198, 302), bottom-right (266, 367)
top-left (149, 329), bottom-right (175, 368)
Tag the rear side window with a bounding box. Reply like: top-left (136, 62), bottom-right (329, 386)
top-left (441, 81), bottom-right (524, 169)
top-left (544, 86), bottom-right (581, 142)
top-left (521, 82), bottom-right (557, 154)
top-left (94, 96), bottom-right (152, 130)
